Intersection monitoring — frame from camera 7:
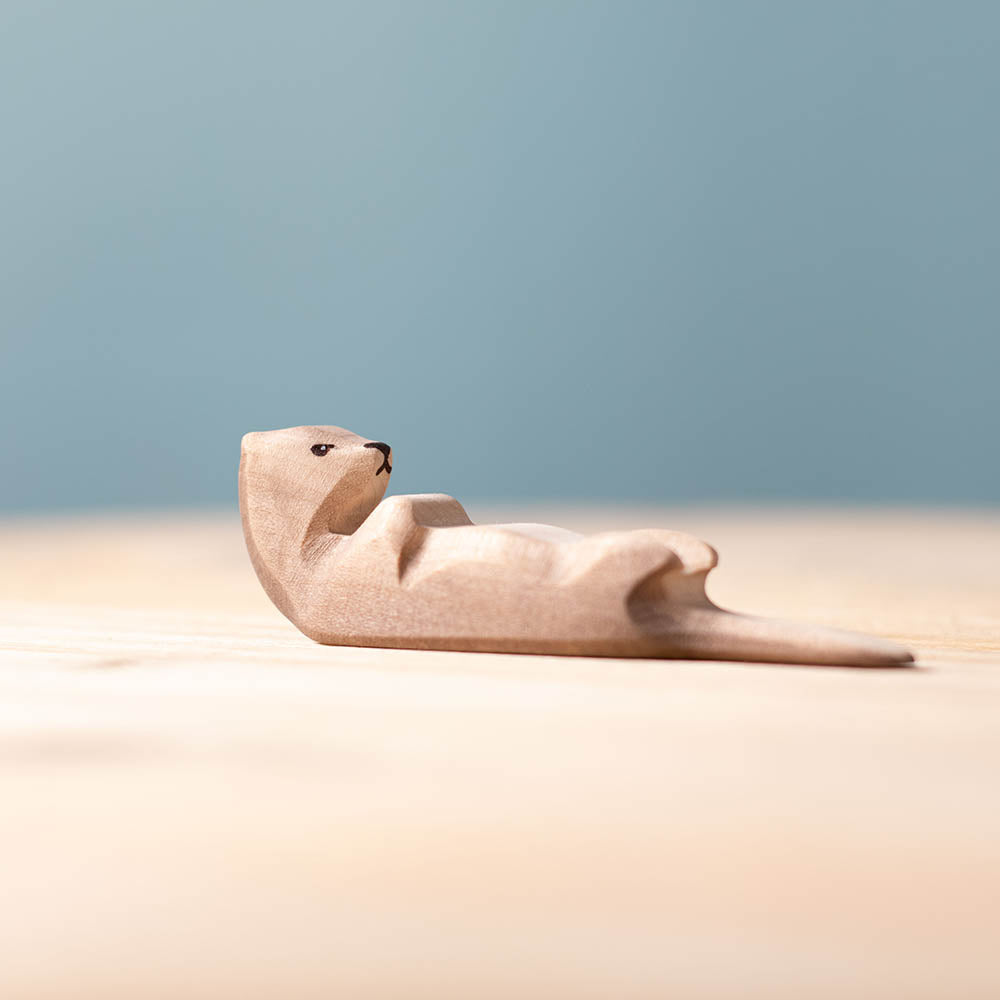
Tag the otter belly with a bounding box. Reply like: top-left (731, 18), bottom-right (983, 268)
top-left (494, 522), bottom-right (582, 544)
top-left (296, 526), bottom-right (691, 656)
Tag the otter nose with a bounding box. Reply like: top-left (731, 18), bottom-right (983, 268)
top-left (364, 441), bottom-right (392, 475)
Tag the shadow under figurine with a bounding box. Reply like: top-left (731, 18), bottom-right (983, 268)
top-left (239, 425), bottom-right (913, 667)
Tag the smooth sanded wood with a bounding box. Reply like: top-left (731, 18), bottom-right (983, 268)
top-left (1, 507), bottom-right (998, 999)
top-left (240, 425), bottom-right (910, 666)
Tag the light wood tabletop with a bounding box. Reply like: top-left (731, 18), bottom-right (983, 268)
top-left (2, 506), bottom-right (998, 999)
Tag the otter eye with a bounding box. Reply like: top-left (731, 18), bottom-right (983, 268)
top-left (311, 443), bottom-right (334, 456)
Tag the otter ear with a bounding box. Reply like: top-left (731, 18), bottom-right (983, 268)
top-left (241, 431), bottom-right (263, 454)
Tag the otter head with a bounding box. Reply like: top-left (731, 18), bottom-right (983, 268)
top-left (240, 425), bottom-right (393, 548)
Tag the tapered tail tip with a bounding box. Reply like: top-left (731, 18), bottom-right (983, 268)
top-left (669, 608), bottom-right (914, 667)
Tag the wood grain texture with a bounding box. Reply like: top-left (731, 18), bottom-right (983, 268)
top-left (1, 507), bottom-right (998, 1000)
top-left (240, 426), bottom-right (910, 665)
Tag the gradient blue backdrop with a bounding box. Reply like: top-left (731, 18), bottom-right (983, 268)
top-left (2, 1), bottom-right (997, 510)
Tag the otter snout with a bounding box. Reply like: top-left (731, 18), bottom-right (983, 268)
top-left (364, 441), bottom-right (392, 475)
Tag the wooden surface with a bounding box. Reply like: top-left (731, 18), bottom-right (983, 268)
top-left (2, 506), bottom-right (999, 999)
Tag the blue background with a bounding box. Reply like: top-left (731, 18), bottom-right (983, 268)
top-left (2, 1), bottom-right (997, 510)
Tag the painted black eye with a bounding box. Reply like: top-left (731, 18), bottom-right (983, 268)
top-left (311, 443), bottom-right (334, 456)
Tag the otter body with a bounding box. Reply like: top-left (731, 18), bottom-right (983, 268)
top-left (239, 425), bottom-right (912, 666)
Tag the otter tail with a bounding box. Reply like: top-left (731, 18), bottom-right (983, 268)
top-left (649, 604), bottom-right (913, 667)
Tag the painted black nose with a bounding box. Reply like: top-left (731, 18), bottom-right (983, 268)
top-left (364, 441), bottom-right (392, 475)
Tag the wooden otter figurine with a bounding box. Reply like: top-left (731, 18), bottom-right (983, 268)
top-left (239, 425), bottom-right (912, 666)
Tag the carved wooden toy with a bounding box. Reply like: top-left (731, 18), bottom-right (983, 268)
top-left (239, 425), bottom-right (913, 666)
